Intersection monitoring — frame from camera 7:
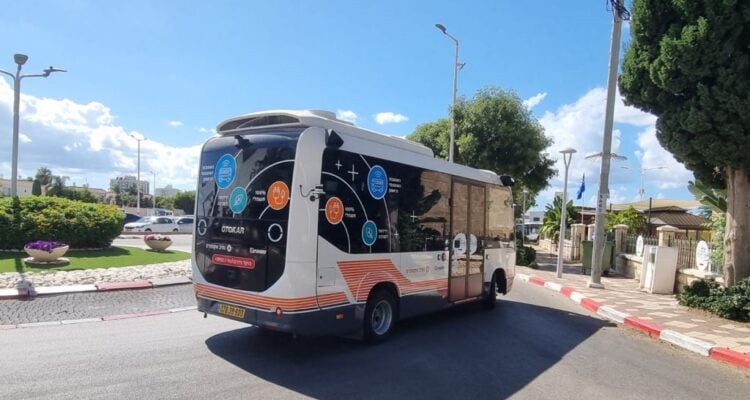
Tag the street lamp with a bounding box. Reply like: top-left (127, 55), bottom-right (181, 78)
top-left (151, 171), bottom-right (157, 216)
top-left (435, 23), bottom-right (465, 163)
top-left (638, 166), bottom-right (665, 200)
top-left (557, 147), bottom-right (577, 278)
top-left (130, 133), bottom-right (145, 213)
top-left (0, 54), bottom-right (66, 197)
top-left (522, 189), bottom-right (529, 247)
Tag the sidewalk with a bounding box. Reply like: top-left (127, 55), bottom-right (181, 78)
top-left (516, 248), bottom-right (750, 369)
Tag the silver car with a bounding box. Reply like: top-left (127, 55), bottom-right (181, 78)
top-left (123, 216), bottom-right (180, 233)
top-left (175, 216), bottom-right (194, 233)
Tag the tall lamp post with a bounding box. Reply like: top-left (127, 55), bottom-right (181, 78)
top-left (638, 166), bottom-right (665, 200)
top-left (151, 171), bottom-right (157, 216)
top-left (557, 148), bottom-right (577, 278)
top-left (522, 189), bottom-right (529, 247)
top-left (130, 134), bottom-right (145, 213)
top-left (435, 23), bottom-right (465, 163)
top-left (590, 0), bottom-right (630, 288)
top-left (0, 54), bottom-right (65, 197)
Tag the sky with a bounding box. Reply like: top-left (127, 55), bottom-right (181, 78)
top-left (0, 0), bottom-right (695, 210)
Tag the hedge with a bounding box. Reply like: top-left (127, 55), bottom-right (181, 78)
top-left (678, 278), bottom-right (750, 322)
top-left (0, 196), bottom-right (124, 249)
top-left (516, 245), bottom-right (537, 266)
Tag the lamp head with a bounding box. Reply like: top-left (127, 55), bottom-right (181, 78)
top-left (559, 147), bottom-right (577, 155)
top-left (435, 23), bottom-right (447, 34)
top-left (14, 53), bottom-right (28, 66)
top-left (42, 66), bottom-right (67, 77)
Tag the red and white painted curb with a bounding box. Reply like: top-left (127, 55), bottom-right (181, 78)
top-left (0, 305), bottom-right (198, 330)
top-left (516, 273), bottom-right (750, 371)
top-left (0, 276), bottom-right (192, 300)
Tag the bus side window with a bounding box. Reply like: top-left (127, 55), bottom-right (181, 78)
top-left (486, 186), bottom-right (514, 248)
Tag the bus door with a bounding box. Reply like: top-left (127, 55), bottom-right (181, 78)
top-left (449, 180), bottom-right (486, 301)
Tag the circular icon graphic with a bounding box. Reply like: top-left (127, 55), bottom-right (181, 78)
top-left (267, 181), bottom-right (290, 211)
top-left (226, 244), bottom-right (232, 253)
top-left (197, 219), bottom-right (208, 236)
top-left (229, 187), bottom-right (248, 214)
top-left (214, 154), bottom-right (237, 189)
top-left (268, 223), bottom-right (284, 243)
top-left (452, 233), bottom-right (467, 256)
top-left (367, 165), bottom-right (388, 200)
top-left (325, 197), bottom-right (344, 225)
top-left (362, 220), bottom-right (378, 246)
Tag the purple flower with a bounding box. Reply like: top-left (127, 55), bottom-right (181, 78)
top-left (144, 234), bottom-right (172, 242)
top-left (24, 240), bottom-right (67, 253)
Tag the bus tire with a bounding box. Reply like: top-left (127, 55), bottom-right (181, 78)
top-left (363, 289), bottom-right (397, 343)
top-left (482, 272), bottom-right (498, 309)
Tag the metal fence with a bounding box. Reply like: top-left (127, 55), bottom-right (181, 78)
top-left (623, 234), bottom-right (720, 273)
top-left (624, 234), bottom-right (657, 254)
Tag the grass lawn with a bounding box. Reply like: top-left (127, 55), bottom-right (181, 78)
top-left (0, 246), bottom-right (190, 273)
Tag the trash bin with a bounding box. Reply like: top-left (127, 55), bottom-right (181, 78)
top-left (581, 240), bottom-right (613, 274)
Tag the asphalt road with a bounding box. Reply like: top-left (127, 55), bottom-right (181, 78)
top-left (113, 234), bottom-right (193, 253)
top-left (1, 283), bottom-right (748, 400)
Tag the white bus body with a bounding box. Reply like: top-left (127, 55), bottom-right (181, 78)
top-left (193, 110), bottom-right (516, 340)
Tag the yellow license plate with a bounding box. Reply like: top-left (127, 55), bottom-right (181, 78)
top-left (218, 303), bottom-right (246, 319)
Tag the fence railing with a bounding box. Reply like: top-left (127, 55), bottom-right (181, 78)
top-left (622, 234), bottom-right (720, 273)
top-left (624, 234), bottom-right (657, 254)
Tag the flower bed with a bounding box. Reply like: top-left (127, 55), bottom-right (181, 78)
top-left (144, 234), bottom-right (172, 251)
top-left (24, 240), bottom-right (69, 263)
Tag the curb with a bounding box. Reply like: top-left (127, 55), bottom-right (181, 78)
top-left (515, 273), bottom-right (750, 371)
top-left (1, 306), bottom-right (198, 329)
top-left (0, 276), bottom-right (192, 300)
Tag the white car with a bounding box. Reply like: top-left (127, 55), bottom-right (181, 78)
top-left (175, 216), bottom-right (194, 233)
top-left (123, 216), bottom-right (180, 233)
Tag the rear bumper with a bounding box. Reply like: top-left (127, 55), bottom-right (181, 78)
top-left (197, 296), bottom-right (360, 336)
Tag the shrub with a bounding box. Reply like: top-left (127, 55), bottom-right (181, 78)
top-left (0, 196), bottom-right (124, 249)
top-left (678, 278), bottom-right (750, 322)
top-left (516, 245), bottom-right (536, 266)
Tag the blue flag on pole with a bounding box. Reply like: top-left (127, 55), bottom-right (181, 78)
top-left (576, 173), bottom-right (585, 200)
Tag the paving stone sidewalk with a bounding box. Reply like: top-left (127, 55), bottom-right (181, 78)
top-left (520, 249), bottom-right (750, 354)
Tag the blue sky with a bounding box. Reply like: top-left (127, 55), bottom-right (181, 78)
top-left (0, 1), bottom-right (696, 209)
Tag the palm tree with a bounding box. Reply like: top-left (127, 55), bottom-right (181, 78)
top-left (688, 179), bottom-right (726, 213)
top-left (35, 167), bottom-right (53, 195)
top-left (539, 196), bottom-right (579, 242)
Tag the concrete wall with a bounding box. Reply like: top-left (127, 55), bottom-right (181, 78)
top-left (617, 254), bottom-right (643, 280)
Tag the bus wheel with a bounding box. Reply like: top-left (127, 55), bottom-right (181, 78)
top-left (364, 289), bottom-right (396, 343)
top-left (482, 273), bottom-right (497, 309)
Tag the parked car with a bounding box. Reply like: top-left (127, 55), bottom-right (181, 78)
top-left (175, 215), bottom-right (194, 233)
top-left (123, 216), bottom-right (179, 233)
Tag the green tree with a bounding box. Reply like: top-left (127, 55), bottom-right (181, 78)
top-left (688, 179), bottom-right (727, 213)
top-left (45, 176), bottom-right (65, 197)
top-left (619, 0), bottom-right (750, 285)
top-left (156, 195), bottom-right (175, 210)
top-left (606, 206), bottom-right (647, 234)
top-left (173, 191), bottom-right (196, 214)
top-left (408, 87), bottom-right (556, 201)
top-left (35, 167), bottom-right (53, 194)
top-left (539, 196), bottom-right (580, 242)
top-left (31, 179), bottom-right (42, 196)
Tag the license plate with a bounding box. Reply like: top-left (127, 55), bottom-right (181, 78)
top-left (218, 303), bottom-right (246, 319)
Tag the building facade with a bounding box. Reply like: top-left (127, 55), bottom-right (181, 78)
top-left (155, 184), bottom-right (181, 197)
top-left (110, 176), bottom-right (149, 195)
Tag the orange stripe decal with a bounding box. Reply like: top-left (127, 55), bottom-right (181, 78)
top-left (194, 283), bottom-right (348, 311)
top-left (337, 259), bottom-right (448, 301)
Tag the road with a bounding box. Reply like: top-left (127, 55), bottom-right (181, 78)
top-left (113, 234), bottom-right (193, 253)
top-left (1, 283), bottom-right (747, 399)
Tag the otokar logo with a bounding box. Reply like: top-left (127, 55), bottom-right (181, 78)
top-left (221, 225), bottom-right (246, 235)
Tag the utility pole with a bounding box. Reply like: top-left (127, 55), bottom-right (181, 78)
top-left (589, 0), bottom-right (630, 288)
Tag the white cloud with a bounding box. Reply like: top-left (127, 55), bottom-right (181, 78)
top-left (336, 110), bottom-right (357, 124)
top-left (374, 112), bottom-right (408, 124)
top-left (535, 87), bottom-right (687, 209)
top-left (635, 126), bottom-right (693, 190)
top-left (522, 92), bottom-right (548, 110)
top-left (198, 127), bottom-right (216, 135)
top-left (0, 79), bottom-right (201, 191)
top-left (19, 133), bottom-right (32, 143)
top-left (168, 120), bottom-right (184, 127)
